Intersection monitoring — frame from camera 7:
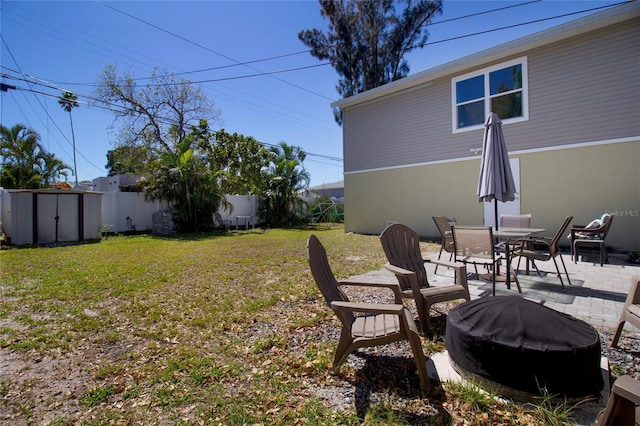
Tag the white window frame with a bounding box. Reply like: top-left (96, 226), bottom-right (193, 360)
top-left (451, 56), bottom-right (529, 133)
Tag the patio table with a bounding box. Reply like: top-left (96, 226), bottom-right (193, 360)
top-left (493, 227), bottom-right (545, 290)
top-left (493, 227), bottom-right (545, 239)
top-left (234, 215), bottom-right (252, 230)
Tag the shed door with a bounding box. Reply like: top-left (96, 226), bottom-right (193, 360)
top-left (483, 158), bottom-right (521, 227)
top-left (57, 194), bottom-right (79, 242)
top-left (37, 194), bottom-right (58, 244)
top-left (36, 193), bottom-right (80, 243)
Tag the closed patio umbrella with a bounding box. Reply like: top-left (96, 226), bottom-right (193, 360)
top-left (477, 112), bottom-right (516, 230)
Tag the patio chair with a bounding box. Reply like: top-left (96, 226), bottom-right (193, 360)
top-left (214, 212), bottom-right (232, 231)
top-left (594, 375), bottom-right (640, 426)
top-left (571, 214), bottom-right (614, 266)
top-left (500, 213), bottom-right (532, 228)
top-left (496, 213), bottom-right (532, 250)
top-left (432, 216), bottom-right (455, 274)
top-left (306, 234), bottom-right (430, 389)
top-left (509, 216), bottom-right (573, 290)
top-left (380, 223), bottom-right (470, 332)
top-left (451, 225), bottom-right (521, 296)
top-left (612, 276), bottom-right (640, 348)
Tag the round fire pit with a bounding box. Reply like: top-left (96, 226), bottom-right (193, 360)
top-left (446, 296), bottom-right (603, 399)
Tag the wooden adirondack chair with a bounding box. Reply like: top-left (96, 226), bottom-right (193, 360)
top-left (306, 234), bottom-right (429, 389)
top-left (380, 223), bottom-right (470, 332)
top-left (612, 276), bottom-right (640, 348)
top-left (594, 375), bottom-right (640, 426)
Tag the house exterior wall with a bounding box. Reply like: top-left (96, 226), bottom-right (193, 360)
top-left (344, 140), bottom-right (639, 250)
top-left (343, 80), bottom-right (452, 172)
top-left (341, 8), bottom-right (640, 252)
top-left (344, 17), bottom-right (639, 173)
top-left (518, 141), bottom-right (639, 251)
top-left (344, 158), bottom-right (483, 236)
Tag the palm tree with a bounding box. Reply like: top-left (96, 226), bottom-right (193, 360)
top-left (143, 136), bottom-right (224, 232)
top-left (38, 152), bottom-right (72, 187)
top-left (0, 124), bottom-right (45, 188)
top-left (261, 142), bottom-right (310, 226)
top-left (58, 91), bottom-right (79, 187)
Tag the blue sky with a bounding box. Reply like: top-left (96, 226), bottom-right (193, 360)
top-left (0, 0), bottom-right (622, 188)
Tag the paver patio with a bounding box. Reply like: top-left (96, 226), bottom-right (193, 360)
top-left (356, 251), bottom-right (640, 332)
top-left (352, 250), bottom-right (640, 425)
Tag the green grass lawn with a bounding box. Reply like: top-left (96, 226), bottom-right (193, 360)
top-left (0, 226), bottom-right (579, 425)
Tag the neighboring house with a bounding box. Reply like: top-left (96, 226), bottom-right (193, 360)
top-left (308, 180), bottom-right (345, 199)
top-left (92, 174), bottom-right (142, 192)
top-left (332, 2), bottom-right (639, 251)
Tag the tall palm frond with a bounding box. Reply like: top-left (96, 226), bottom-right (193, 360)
top-left (58, 91), bottom-right (79, 186)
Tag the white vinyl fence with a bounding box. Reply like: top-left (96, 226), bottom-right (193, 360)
top-left (101, 192), bottom-right (169, 233)
top-left (99, 193), bottom-right (260, 232)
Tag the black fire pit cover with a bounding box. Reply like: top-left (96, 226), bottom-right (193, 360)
top-left (446, 296), bottom-right (603, 397)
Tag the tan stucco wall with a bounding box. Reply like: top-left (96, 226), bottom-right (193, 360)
top-left (344, 160), bottom-right (485, 237)
top-left (519, 141), bottom-right (639, 251)
top-left (344, 140), bottom-right (639, 251)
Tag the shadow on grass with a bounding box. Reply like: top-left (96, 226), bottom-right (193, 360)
top-left (347, 351), bottom-right (453, 424)
top-left (149, 227), bottom-right (268, 242)
top-left (335, 314), bottom-right (453, 424)
top-left (149, 223), bottom-right (330, 242)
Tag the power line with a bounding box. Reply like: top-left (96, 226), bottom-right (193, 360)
top-left (3, 0), bottom-right (625, 173)
top-left (2, 2), bottom-right (182, 83)
top-left (1, 35), bottom-right (106, 175)
top-left (2, 1), bottom-right (345, 177)
top-left (0, 4), bottom-right (334, 138)
top-left (16, 1), bottom-right (620, 90)
top-left (2, 65), bottom-right (342, 137)
top-left (1, 2), bottom-right (339, 134)
top-left (96, 0), bottom-right (336, 102)
top-left (1, 3), bottom-right (336, 133)
top-left (63, 1), bottom-right (542, 87)
top-left (6, 0), bottom-right (544, 89)
top-left (3, 71), bottom-right (344, 164)
top-left (131, 50), bottom-right (320, 81)
top-left (2, 0), bottom-right (578, 134)
top-left (3, 64), bottom-right (341, 136)
top-left (257, 139), bottom-right (342, 163)
top-left (412, 1), bottom-right (629, 49)
top-left (143, 63), bottom-right (331, 87)
top-left (428, 0), bottom-right (542, 26)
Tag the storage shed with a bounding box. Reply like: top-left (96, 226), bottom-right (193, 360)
top-left (2, 189), bottom-right (102, 245)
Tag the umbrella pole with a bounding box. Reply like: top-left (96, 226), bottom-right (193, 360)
top-left (494, 199), bottom-right (499, 231)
